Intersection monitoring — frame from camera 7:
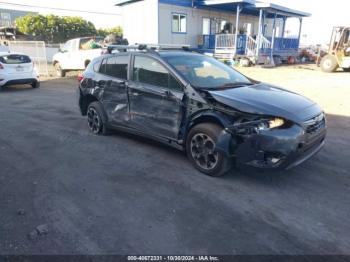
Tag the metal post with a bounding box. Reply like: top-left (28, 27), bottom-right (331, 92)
top-left (256, 9), bottom-right (263, 58)
top-left (270, 12), bottom-right (277, 66)
top-left (234, 4), bottom-right (241, 56)
top-left (281, 16), bottom-right (286, 38)
top-left (297, 17), bottom-right (303, 47)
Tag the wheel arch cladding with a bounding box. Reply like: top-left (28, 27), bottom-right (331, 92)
top-left (183, 110), bottom-right (232, 140)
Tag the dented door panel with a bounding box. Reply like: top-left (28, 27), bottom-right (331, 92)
top-left (102, 78), bottom-right (129, 124)
top-left (128, 81), bottom-right (183, 139)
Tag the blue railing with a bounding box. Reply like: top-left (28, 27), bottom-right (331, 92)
top-left (267, 37), bottom-right (299, 50)
top-left (198, 35), bottom-right (300, 55)
top-left (236, 35), bottom-right (246, 55)
top-left (200, 35), bottom-right (216, 49)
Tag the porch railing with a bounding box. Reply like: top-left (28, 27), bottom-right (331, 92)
top-left (198, 34), bottom-right (299, 58)
top-left (260, 36), bottom-right (271, 50)
top-left (268, 37), bottom-right (299, 50)
top-left (199, 34), bottom-right (236, 50)
top-left (215, 34), bottom-right (235, 49)
top-left (245, 36), bottom-right (257, 57)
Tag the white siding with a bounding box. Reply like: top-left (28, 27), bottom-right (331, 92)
top-left (121, 0), bottom-right (159, 45)
top-left (158, 3), bottom-right (259, 47)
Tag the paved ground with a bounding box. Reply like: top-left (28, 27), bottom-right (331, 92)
top-left (0, 67), bottom-right (350, 255)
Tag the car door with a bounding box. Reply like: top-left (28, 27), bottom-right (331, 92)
top-left (59, 40), bottom-right (76, 69)
top-left (67, 39), bottom-right (84, 69)
top-left (98, 55), bottom-right (130, 125)
top-left (128, 54), bottom-right (185, 139)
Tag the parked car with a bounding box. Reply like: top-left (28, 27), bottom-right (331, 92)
top-left (0, 52), bottom-right (39, 89)
top-left (78, 47), bottom-right (326, 176)
top-left (53, 37), bottom-right (104, 77)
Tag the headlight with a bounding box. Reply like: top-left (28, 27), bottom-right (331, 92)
top-left (228, 118), bottom-right (286, 135)
top-left (256, 118), bottom-right (285, 131)
top-left (268, 118), bottom-right (285, 129)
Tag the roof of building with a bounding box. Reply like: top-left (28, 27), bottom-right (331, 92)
top-left (115, 0), bottom-right (143, 6)
top-left (254, 2), bottom-right (311, 17)
top-left (115, 0), bottom-right (310, 17)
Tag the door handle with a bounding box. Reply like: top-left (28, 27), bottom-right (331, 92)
top-left (161, 89), bottom-right (172, 97)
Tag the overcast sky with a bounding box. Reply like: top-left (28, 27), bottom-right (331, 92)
top-left (1, 0), bottom-right (348, 45)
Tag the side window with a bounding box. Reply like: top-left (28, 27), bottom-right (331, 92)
top-left (99, 58), bottom-right (107, 74)
top-left (93, 60), bottom-right (101, 72)
top-left (133, 56), bottom-right (182, 91)
top-left (172, 13), bottom-right (187, 33)
top-left (104, 55), bottom-right (128, 79)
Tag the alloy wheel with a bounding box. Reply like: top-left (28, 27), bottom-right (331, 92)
top-left (190, 133), bottom-right (219, 170)
top-left (87, 107), bottom-right (101, 134)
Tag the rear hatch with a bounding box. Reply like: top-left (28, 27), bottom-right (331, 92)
top-left (0, 54), bottom-right (33, 74)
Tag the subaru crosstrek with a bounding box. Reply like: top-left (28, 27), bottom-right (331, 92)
top-left (78, 47), bottom-right (326, 176)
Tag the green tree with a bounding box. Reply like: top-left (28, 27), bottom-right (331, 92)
top-left (97, 26), bottom-right (123, 38)
top-left (15, 14), bottom-right (48, 41)
top-left (15, 14), bottom-right (98, 43)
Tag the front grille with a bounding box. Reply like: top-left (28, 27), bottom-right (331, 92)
top-left (304, 113), bottom-right (326, 135)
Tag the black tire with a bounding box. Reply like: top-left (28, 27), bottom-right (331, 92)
top-left (87, 101), bottom-right (109, 135)
top-left (186, 123), bottom-right (231, 177)
top-left (55, 62), bottom-right (66, 77)
top-left (31, 80), bottom-right (40, 88)
top-left (343, 68), bottom-right (350, 72)
top-left (320, 55), bottom-right (339, 72)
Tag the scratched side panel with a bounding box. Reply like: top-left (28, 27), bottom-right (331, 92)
top-left (102, 79), bottom-right (129, 124)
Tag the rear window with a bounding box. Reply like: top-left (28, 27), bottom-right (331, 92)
top-left (0, 54), bottom-right (31, 64)
top-left (99, 55), bottom-right (129, 80)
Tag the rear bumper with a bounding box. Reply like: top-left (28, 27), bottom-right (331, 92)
top-left (1, 78), bottom-right (37, 86)
top-left (0, 71), bottom-right (38, 86)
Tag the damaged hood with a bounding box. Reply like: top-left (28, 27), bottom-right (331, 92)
top-left (208, 83), bottom-right (322, 123)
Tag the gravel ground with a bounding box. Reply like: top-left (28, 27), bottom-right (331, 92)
top-left (0, 65), bottom-right (349, 255)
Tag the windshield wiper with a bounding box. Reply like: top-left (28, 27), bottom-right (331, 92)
top-left (197, 82), bottom-right (255, 90)
top-left (219, 82), bottom-right (254, 88)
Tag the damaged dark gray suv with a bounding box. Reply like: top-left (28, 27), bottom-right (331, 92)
top-left (78, 46), bottom-right (326, 176)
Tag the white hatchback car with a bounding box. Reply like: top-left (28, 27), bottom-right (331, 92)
top-left (0, 52), bottom-right (39, 89)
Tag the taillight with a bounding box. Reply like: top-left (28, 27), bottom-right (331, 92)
top-left (77, 74), bottom-right (84, 83)
top-left (0, 63), bottom-right (4, 69)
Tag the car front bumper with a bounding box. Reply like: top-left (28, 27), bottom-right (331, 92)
top-left (216, 122), bottom-right (326, 170)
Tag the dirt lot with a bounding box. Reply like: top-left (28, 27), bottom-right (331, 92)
top-left (0, 65), bottom-right (350, 255)
top-left (237, 64), bottom-right (350, 117)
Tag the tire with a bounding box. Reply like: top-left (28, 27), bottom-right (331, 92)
top-left (186, 123), bottom-right (231, 177)
top-left (55, 62), bottom-right (66, 77)
top-left (320, 55), bottom-right (339, 72)
top-left (31, 80), bottom-right (40, 88)
top-left (343, 68), bottom-right (350, 72)
top-left (87, 101), bottom-right (109, 135)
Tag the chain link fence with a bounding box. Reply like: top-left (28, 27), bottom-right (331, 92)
top-left (8, 41), bottom-right (49, 76)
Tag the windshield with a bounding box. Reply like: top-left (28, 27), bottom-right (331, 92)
top-left (0, 54), bottom-right (31, 64)
top-left (163, 54), bottom-right (252, 89)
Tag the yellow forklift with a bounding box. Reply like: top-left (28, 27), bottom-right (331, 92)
top-left (320, 26), bottom-right (350, 72)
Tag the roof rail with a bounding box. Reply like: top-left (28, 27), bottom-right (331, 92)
top-left (106, 43), bottom-right (191, 54)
